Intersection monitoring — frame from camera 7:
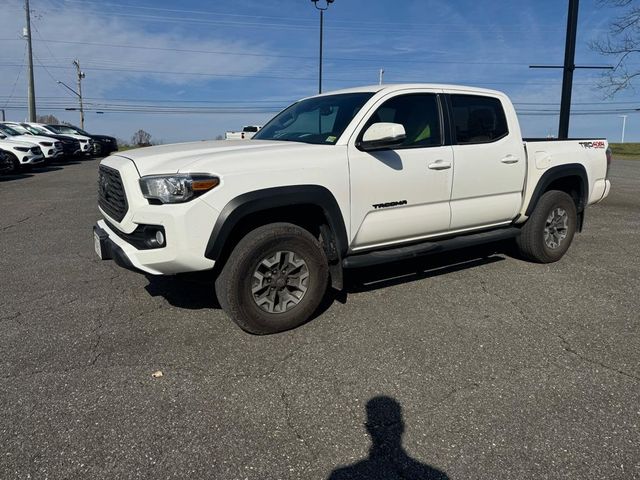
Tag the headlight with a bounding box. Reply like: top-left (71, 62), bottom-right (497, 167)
top-left (15, 147), bottom-right (30, 152)
top-left (40, 142), bottom-right (53, 147)
top-left (139, 174), bottom-right (220, 204)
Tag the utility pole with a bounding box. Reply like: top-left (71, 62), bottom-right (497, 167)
top-left (379, 68), bottom-right (385, 85)
top-left (24, 0), bottom-right (36, 121)
top-left (73, 59), bottom-right (85, 129)
top-left (529, 0), bottom-right (612, 139)
top-left (558, 0), bottom-right (579, 140)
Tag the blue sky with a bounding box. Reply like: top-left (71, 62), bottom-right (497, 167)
top-left (1, 0), bottom-right (638, 142)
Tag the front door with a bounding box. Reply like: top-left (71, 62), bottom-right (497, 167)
top-left (348, 92), bottom-right (454, 251)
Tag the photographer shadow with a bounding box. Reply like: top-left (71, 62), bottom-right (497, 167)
top-left (328, 396), bottom-right (448, 480)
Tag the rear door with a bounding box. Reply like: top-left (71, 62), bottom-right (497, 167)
top-left (448, 93), bottom-right (526, 230)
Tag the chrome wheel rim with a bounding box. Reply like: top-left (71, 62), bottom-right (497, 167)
top-left (544, 207), bottom-right (569, 249)
top-left (251, 251), bottom-right (309, 314)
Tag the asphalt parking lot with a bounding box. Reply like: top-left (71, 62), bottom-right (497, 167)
top-left (1, 157), bottom-right (638, 479)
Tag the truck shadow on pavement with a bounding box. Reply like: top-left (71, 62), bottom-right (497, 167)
top-left (144, 242), bottom-right (509, 315)
top-left (342, 243), bottom-right (507, 295)
top-left (328, 395), bottom-right (449, 480)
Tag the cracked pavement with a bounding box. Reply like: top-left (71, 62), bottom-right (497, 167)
top-left (0, 158), bottom-right (639, 479)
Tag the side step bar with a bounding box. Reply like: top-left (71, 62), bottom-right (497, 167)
top-left (342, 227), bottom-right (520, 269)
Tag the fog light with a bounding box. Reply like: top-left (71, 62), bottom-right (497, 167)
top-left (155, 230), bottom-right (165, 247)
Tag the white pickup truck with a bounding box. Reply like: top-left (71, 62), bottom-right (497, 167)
top-left (224, 125), bottom-right (262, 140)
top-left (94, 84), bottom-right (611, 334)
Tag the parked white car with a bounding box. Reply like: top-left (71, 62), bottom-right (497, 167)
top-left (23, 122), bottom-right (93, 155)
top-left (0, 136), bottom-right (44, 171)
top-left (0, 123), bottom-right (63, 161)
top-left (95, 84), bottom-right (611, 334)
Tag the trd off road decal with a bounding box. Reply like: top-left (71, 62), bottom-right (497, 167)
top-left (579, 141), bottom-right (606, 149)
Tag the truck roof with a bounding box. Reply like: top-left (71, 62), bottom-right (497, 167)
top-left (311, 83), bottom-right (505, 98)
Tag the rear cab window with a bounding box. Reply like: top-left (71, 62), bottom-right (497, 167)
top-left (451, 95), bottom-right (508, 144)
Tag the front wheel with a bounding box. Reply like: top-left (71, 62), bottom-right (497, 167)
top-left (7, 153), bottom-right (21, 174)
top-left (516, 190), bottom-right (577, 263)
top-left (215, 223), bottom-right (329, 334)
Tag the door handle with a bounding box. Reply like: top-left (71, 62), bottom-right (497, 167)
top-left (428, 160), bottom-right (452, 170)
top-left (501, 155), bottom-right (519, 164)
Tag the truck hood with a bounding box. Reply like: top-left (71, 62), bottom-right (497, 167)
top-left (116, 140), bottom-right (331, 177)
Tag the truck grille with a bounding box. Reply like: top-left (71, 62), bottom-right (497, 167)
top-left (98, 165), bottom-right (128, 222)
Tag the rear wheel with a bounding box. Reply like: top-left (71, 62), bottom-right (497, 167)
top-left (516, 190), bottom-right (577, 263)
top-left (215, 223), bottom-right (329, 334)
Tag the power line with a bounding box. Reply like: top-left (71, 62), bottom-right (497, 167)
top-left (2, 44), bottom-right (27, 110)
top-left (43, 0), bottom-right (574, 32)
top-left (0, 62), bottom-right (603, 87)
top-left (2, 96), bottom-right (634, 111)
top-left (0, 37), bottom-right (557, 67)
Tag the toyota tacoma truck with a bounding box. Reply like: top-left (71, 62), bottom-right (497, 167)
top-left (93, 84), bottom-right (611, 334)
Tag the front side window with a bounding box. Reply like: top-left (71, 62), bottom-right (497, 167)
top-left (254, 92), bottom-right (374, 145)
top-left (361, 93), bottom-right (442, 148)
top-left (451, 95), bottom-right (508, 144)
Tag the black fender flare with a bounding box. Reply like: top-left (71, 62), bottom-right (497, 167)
top-left (524, 163), bottom-right (589, 217)
top-left (204, 185), bottom-right (349, 265)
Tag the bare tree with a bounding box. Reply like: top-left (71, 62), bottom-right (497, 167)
top-left (131, 129), bottom-right (152, 146)
top-left (591, 0), bottom-right (640, 96)
top-left (36, 114), bottom-right (60, 124)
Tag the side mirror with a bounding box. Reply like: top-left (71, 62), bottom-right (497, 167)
top-left (357, 123), bottom-right (406, 151)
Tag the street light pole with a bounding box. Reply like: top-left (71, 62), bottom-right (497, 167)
top-left (619, 115), bottom-right (627, 143)
top-left (311, 0), bottom-right (334, 94)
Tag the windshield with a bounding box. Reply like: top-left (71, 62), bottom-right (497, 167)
top-left (0, 125), bottom-right (21, 136)
top-left (22, 124), bottom-right (49, 135)
top-left (254, 92), bottom-right (374, 145)
top-left (6, 124), bottom-right (30, 134)
top-left (68, 125), bottom-right (90, 136)
top-left (48, 125), bottom-right (79, 134)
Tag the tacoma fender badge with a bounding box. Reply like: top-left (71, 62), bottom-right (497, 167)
top-left (372, 200), bottom-right (408, 209)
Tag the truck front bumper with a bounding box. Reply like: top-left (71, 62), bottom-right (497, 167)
top-left (94, 215), bottom-right (217, 275)
top-left (93, 224), bottom-right (139, 273)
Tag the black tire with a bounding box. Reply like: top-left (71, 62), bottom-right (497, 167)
top-left (7, 153), bottom-right (21, 174)
top-left (516, 190), bottom-right (577, 263)
top-left (215, 222), bottom-right (329, 334)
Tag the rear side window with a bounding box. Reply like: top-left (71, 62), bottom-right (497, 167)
top-left (363, 93), bottom-right (442, 148)
top-left (451, 95), bottom-right (508, 144)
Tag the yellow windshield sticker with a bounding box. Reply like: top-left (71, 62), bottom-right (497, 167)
top-left (326, 135), bottom-right (337, 143)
